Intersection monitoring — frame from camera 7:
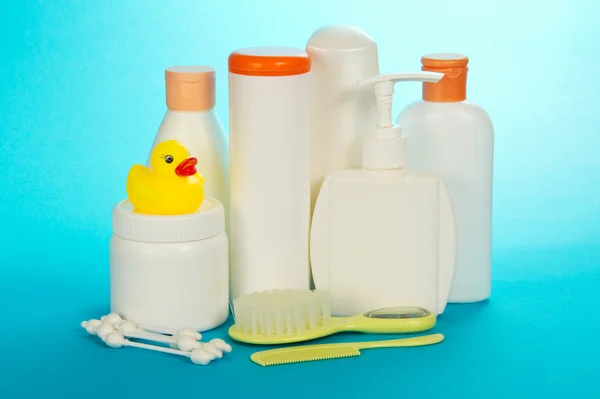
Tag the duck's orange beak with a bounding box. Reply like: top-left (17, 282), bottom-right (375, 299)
top-left (175, 157), bottom-right (198, 177)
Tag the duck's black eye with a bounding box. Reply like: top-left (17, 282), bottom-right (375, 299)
top-left (164, 155), bottom-right (174, 164)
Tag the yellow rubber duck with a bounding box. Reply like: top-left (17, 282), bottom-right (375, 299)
top-left (126, 140), bottom-right (205, 215)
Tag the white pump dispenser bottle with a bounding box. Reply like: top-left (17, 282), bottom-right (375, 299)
top-left (310, 72), bottom-right (458, 316)
top-left (397, 54), bottom-right (493, 303)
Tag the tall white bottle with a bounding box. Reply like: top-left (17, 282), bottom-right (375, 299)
top-left (397, 54), bottom-right (494, 303)
top-left (310, 72), bottom-right (457, 316)
top-left (148, 66), bottom-right (230, 235)
top-left (306, 25), bottom-right (379, 215)
top-left (228, 47), bottom-right (312, 299)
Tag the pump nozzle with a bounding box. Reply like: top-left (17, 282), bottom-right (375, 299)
top-left (357, 72), bottom-right (444, 170)
top-left (359, 72), bottom-right (444, 129)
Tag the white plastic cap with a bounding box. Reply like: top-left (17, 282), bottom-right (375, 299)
top-left (306, 25), bottom-right (376, 50)
top-left (358, 72), bottom-right (444, 170)
top-left (112, 197), bottom-right (225, 243)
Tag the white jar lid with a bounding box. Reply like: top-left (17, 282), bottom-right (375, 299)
top-left (112, 197), bottom-right (225, 243)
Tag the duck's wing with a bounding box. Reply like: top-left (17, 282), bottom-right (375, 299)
top-left (126, 165), bottom-right (162, 204)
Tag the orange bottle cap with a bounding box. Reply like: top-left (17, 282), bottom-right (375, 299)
top-left (421, 53), bottom-right (469, 102)
top-left (229, 47), bottom-right (311, 76)
top-left (165, 66), bottom-right (215, 111)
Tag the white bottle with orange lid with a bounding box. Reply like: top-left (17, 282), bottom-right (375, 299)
top-left (396, 54), bottom-right (494, 303)
top-left (228, 47), bottom-right (311, 299)
top-left (149, 66), bottom-right (229, 235)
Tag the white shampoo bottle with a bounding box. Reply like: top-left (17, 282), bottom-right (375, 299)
top-left (148, 66), bottom-right (230, 235)
top-left (397, 54), bottom-right (494, 303)
top-left (306, 25), bottom-right (379, 215)
top-left (310, 72), bottom-right (457, 316)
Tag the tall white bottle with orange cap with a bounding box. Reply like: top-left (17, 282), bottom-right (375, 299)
top-left (228, 47), bottom-right (312, 299)
top-left (397, 54), bottom-right (494, 303)
top-left (149, 66), bottom-right (229, 234)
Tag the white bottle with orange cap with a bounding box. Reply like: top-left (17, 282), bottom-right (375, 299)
top-left (396, 53), bottom-right (494, 303)
top-left (228, 47), bottom-right (311, 299)
top-left (149, 66), bottom-right (229, 235)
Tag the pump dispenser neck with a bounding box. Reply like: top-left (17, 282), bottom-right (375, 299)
top-left (358, 72), bottom-right (444, 170)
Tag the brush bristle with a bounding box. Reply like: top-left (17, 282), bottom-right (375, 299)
top-left (251, 345), bottom-right (360, 366)
top-left (232, 289), bottom-right (332, 337)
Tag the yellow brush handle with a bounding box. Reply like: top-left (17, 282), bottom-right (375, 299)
top-left (352, 333), bottom-right (444, 350)
top-left (335, 310), bottom-right (437, 334)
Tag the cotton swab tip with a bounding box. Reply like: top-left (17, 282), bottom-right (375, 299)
top-left (202, 343), bottom-right (223, 359)
top-left (177, 328), bottom-right (201, 341)
top-left (82, 319), bottom-right (102, 335)
top-left (177, 336), bottom-right (202, 352)
top-left (105, 332), bottom-right (126, 348)
top-left (116, 320), bottom-right (138, 333)
top-left (96, 322), bottom-right (116, 339)
top-left (190, 348), bottom-right (213, 365)
top-left (101, 313), bottom-right (123, 325)
top-left (209, 338), bottom-right (232, 353)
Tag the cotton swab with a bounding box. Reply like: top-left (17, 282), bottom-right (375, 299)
top-left (101, 315), bottom-right (201, 343)
top-left (103, 332), bottom-right (215, 365)
top-left (117, 321), bottom-right (187, 345)
top-left (81, 319), bottom-right (102, 335)
top-left (115, 320), bottom-right (219, 355)
top-left (81, 319), bottom-right (215, 357)
top-left (81, 315), bottom-right (232, 365)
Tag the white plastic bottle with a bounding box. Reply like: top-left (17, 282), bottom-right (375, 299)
top-left (148, 66), bottom-right (230, 235)
top-left (397, 54), bottom-right (494, 303)
top-left (306, 25), bottom-right (379, 214)
top-left (228, 47), bottom-right (311, 299)
top-left (310, 72), bottom-right (457, 316)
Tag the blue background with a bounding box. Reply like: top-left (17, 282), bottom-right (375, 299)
top-left (1, 0), bottom-right (599, 397)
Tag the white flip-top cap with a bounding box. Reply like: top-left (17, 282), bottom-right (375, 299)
top-left (358, 72), bottom-right (444, 170)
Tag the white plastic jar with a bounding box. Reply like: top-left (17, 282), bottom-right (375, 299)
top-left (110, 197), bottom-right (229, 334)
top-left (228, 46), bottom-right (312, 299)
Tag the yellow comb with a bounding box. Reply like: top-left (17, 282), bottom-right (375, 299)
top-left (250, 333), bottom-right (444, 366)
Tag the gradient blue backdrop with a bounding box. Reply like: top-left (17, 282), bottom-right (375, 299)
top-left (1, 1), bottom-right (599, 397)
